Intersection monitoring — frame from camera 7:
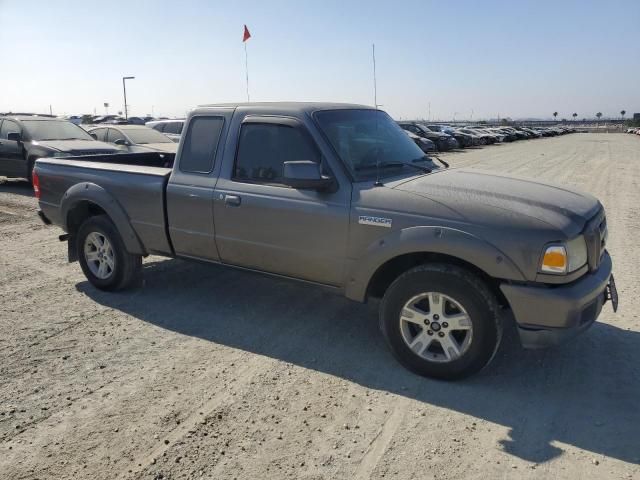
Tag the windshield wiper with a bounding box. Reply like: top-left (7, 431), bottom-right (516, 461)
top-left (356, 161), bottom-right (432, 174)
top-left (422, 154), bottom-right (449, 169)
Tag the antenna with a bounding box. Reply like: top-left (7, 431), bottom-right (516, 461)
top-left (372, 44), bottom-right (378, 109)
top-left (372, 43), bottom-right (382, 186)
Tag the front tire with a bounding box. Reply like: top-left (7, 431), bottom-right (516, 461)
top-left (379, 264), bottom-right (502, 380)
top-left (77, 215), bottom-right (142, 291)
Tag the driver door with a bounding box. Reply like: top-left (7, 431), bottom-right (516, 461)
top-left (213, 116), bottom-right (351, 286)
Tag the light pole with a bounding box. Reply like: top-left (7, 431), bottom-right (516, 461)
top-left (122, 76), bottom-right (135, 120)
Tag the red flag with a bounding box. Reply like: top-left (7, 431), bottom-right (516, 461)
top-left (243, 25), bottom-right (251, 42)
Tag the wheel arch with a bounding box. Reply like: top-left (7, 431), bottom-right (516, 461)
top-left (61, 182), bottom-right (146, 257)
top-left (366, 252), bottom-right (509, 309)
top-left (344, 226), bottom-right (525, 305)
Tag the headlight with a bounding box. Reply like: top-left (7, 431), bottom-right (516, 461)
top-left (540, 236), bottom-right (588, 274)
top-left (52, 152), bottom-right (72, 158)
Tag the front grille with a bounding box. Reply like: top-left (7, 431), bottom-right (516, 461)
top-left (584, 209), bottom-right (607, 271)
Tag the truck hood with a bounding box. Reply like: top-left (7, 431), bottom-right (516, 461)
top-left (391, 169), bottom-right (601, 237)
top-left (34, 139), bottom-right (118, 154)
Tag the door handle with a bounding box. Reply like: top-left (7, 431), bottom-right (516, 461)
top-left (224, 194), bottom-right (241, 207)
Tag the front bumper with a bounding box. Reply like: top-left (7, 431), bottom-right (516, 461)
top-left (500, 251), bottom-right (613, 349)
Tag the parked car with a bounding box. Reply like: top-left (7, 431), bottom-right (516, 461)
top-left (426, 125), bottom-right (473, 148)
top-left (398, 122), bottom-right (458, 151)
top-left (0, 114), bottom-right (119, 180)
top-left (34, 102), bottom-right (617, 380)
top-left (60, 115), bottom-right (83, 125)
top-left (405, 130), bottom-right (436, 153)
top-left (146, 119), bottom-right (185, 143)
top-left (90, 115), bottom-right (124, 124)
top-left (484, 128), bottom-right (508, 142)
top-left (88, 125), bottom-right (177, 154)
top-left (126, 117), bottom-right (147, 125)
top-left (457, 128), bottom-right (494, 145)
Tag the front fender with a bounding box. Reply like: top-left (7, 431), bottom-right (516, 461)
top-left (60, 182), bottom-right (146, 255)
top-left (344, 226), bottom-right (526, 302)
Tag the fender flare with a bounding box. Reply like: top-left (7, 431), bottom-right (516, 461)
top-left (60, 182), bottom-right (146, 255)
top-left (344, 225), bottom-right (526, 302)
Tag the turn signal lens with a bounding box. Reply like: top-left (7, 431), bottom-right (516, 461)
top-left (541, 245), bottom-right (567, 274)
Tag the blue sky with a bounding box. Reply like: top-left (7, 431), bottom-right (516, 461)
top-left (1, 0), bottom-right (638, 120)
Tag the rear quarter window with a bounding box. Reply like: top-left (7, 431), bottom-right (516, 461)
top-left (179, 117), bottom-right (224, 174)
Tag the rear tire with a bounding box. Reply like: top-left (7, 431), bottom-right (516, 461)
top-left (76, 215), bottom-right (141, 291)
top-left (379, 263), bottom-right (502, 380)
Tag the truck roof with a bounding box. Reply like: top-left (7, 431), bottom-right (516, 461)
top-left (194, 102), bottom-right (373, 115)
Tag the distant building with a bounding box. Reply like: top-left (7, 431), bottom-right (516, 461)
top-left (634, 113), bottom-right (640, 121)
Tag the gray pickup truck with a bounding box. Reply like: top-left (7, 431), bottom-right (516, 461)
top-left (33, 103), bottom-right (617, 379)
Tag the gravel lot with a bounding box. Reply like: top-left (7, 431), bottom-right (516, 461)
top-left (1, 133), bottom-right (639, 480)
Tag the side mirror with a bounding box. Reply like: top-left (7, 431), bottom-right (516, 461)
top-left (7, 132), bottom-right (22, 142)
top-left (90, 133), bottom-right (98, 140)
top-left (282, 160), bottom-right (335, 191)
top-left (114, 138), bottom-right (128, 146)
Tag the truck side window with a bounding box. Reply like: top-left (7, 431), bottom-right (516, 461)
top-left (234, 123), bottom-right (321, 186)
top-left (179, 117), bottom-right (224, 174)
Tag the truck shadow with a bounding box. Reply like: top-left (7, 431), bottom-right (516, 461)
top-left (77, 258), bottom-right (639, 466)
top-left (0, 178), bottom-right (34, 197)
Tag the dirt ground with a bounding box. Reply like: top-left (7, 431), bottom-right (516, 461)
top-left (1, 133), bottom-right (639, 480)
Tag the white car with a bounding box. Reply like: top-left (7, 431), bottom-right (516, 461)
top-left (145, 119), bottom-right (185, 143)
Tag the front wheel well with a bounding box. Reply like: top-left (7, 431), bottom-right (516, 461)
top-left (366, 252), bottom-right (509, 308)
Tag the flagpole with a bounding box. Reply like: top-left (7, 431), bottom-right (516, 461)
top-left (244, 42), bottom-right (250, 102)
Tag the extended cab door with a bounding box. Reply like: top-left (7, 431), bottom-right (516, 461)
top-left (166, 112), bottom-right (230, 260)
top-left (212, 114), bottom-right (351, 286)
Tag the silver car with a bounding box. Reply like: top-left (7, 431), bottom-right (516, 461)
top-left (145, 119), bottom-right (185, 143)
top-left (88, 125), bottom-right (177, 154)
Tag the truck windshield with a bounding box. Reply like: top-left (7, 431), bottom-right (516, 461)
top-left (23, 120), bottom-right (94, 141)
top-left (315, 109), bottom-right (429, 181)
top-left (125, 128), bottom-right (173, 144)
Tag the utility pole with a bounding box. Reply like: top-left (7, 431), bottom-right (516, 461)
top-left (49, 105), bottom-right (53, 116)
top-left (122, 76), bottom-right (135, 120)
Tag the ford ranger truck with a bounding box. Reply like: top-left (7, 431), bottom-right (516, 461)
top-left (33, 103), bottom-right (618, 380)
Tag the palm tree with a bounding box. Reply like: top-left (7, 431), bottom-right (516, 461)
top-left (596, 112), bottom-right (603, 120)
top-left (553, 111), bottom-right (558, 122)
top-left (572, 113), bottom-right (578, 123)
top-left (620, 110), bottom-right (626, 120)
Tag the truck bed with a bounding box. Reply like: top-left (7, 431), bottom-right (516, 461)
top-left (35, 154), bottom-right (174, 256)
top-left (62, 151), bottom-right (176, 169)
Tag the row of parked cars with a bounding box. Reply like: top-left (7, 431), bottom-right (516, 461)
top-left (62, 114), bottom-right (186, 143)
top-left (0, 113), bottom-right (186, 180)
top-left (626, 127), bottom-right (640, 136)
top-left (399, 122), bottom-right (577, 153)
top-left (0, 109), bottom-right (577, 182)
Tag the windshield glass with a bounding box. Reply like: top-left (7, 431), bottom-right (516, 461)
top-left (125, 128), bottom-right (172, 144)
top-left (315, 109), bottom-right (430, 181)
top-left (23, 120), bottom-right (94, 141)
